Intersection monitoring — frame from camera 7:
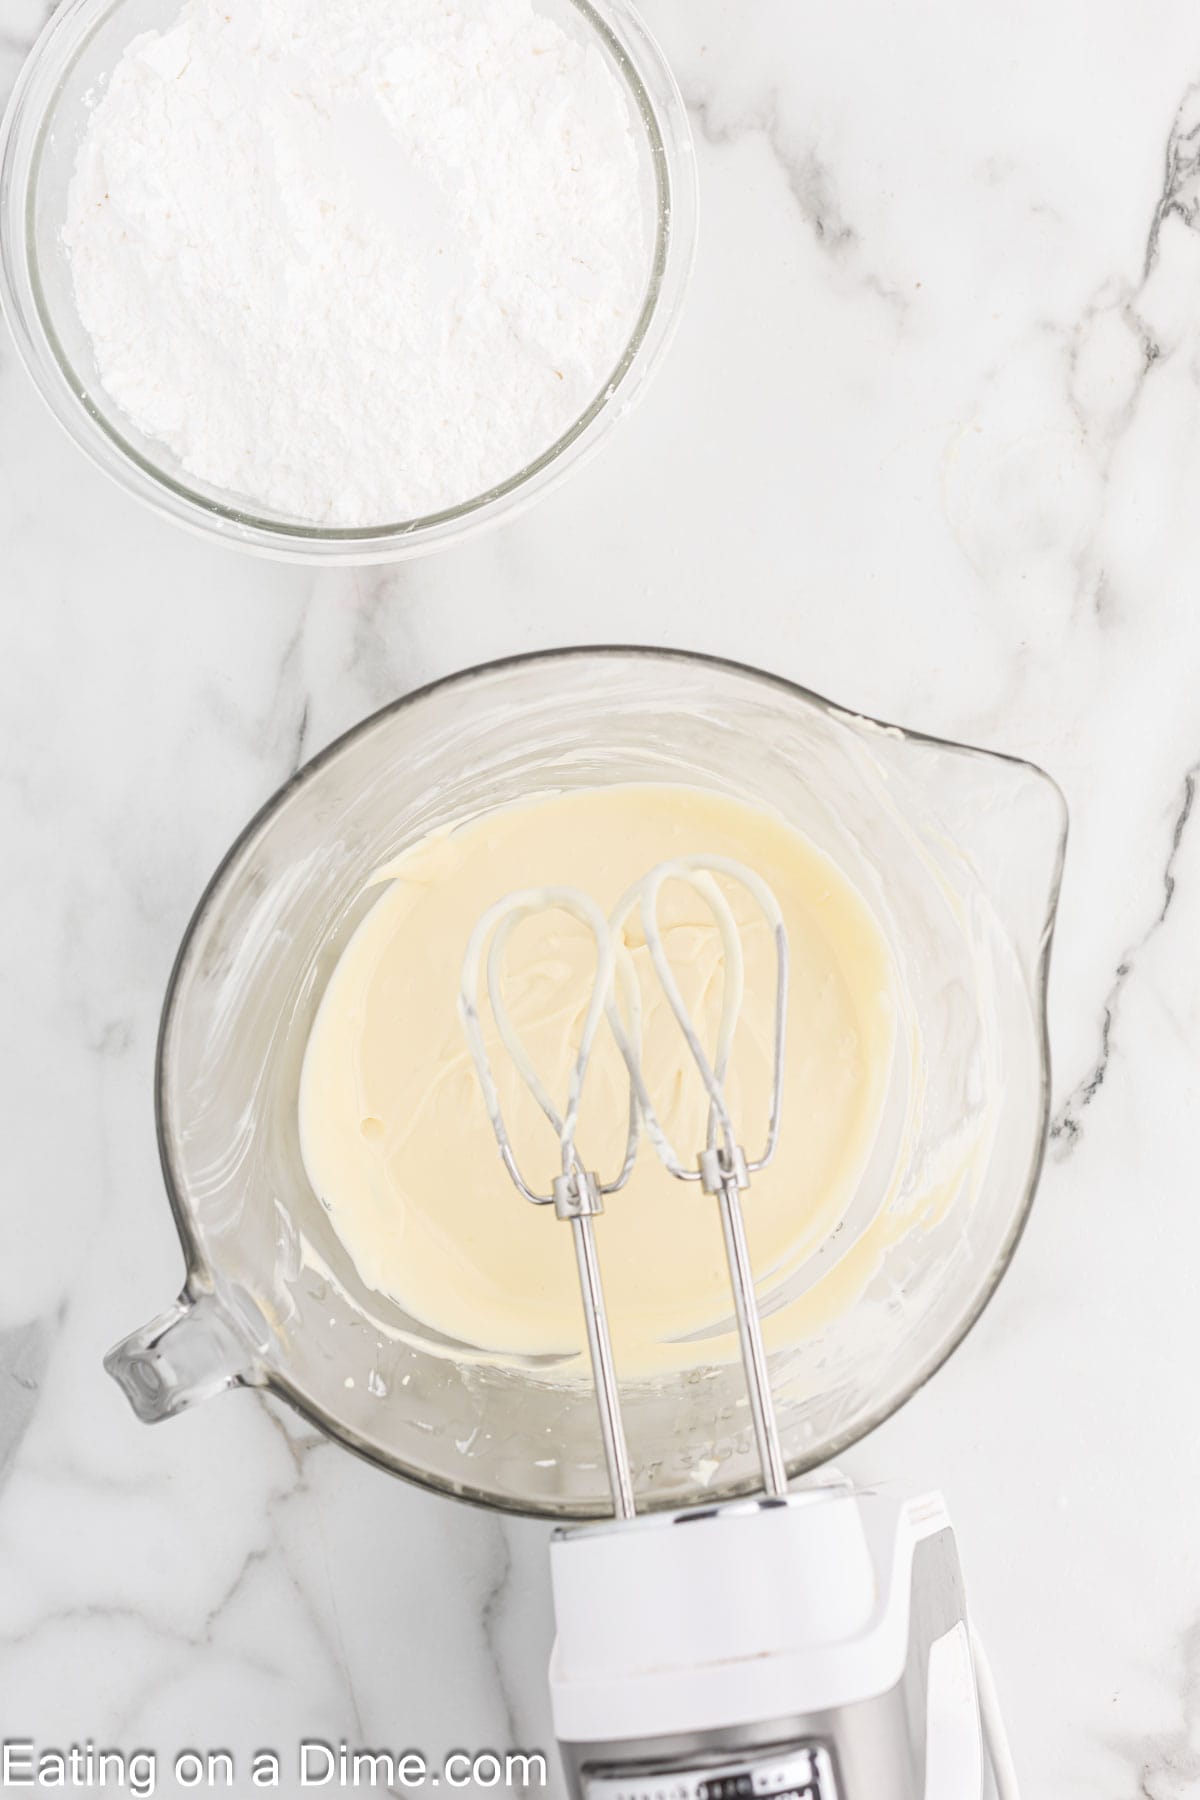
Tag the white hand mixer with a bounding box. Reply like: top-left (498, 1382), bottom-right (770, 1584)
top-left (460, 860), bottom-right (1019, 1800)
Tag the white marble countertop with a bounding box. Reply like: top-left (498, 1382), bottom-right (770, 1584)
top-left (3, 2), bottom-right (1199, 1795)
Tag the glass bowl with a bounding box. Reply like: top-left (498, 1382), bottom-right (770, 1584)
top-left (105, 648), bottom-right (1067, 1520)
top-left (0, 0), bottom-right (696, 563)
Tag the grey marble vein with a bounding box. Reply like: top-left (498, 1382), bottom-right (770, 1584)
top-left (1052, 756), bottom-right (1198, 1151)
top-left (0, 1318), bottom-right (51, 1492)
top-left (478, 1522), bottom-right (526, 1787)
top-left (679, 79), bottom-right (910, 316)
top-left (1145, 79), bottom-right (1200, 277)
top-left (1121, 1617), bottom-right (1200, 1799)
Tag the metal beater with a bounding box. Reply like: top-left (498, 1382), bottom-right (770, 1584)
top-left (458, 884), bottom-right (640, 1518)
top-left (606, 854), bottom-right (790, 1497)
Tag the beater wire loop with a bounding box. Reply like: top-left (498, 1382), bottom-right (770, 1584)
top-left (459, 887), bottom-right (639, 1204)
top-left (607, 855), bottom-right (788, 1180)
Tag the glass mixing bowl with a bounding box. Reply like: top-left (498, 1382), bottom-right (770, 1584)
top-left (0, 0), bottom-right (695, 563)
top-left (105, 649), bottom-right (1067, 1518)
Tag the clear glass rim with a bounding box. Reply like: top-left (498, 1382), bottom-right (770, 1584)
top-left (155, 645), bottom-right (1068, 1517)
top-left (0, 0), bottom-right (698, 564)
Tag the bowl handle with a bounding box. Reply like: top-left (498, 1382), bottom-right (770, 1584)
top-left (104, 1291), bottom-right (261, 1423)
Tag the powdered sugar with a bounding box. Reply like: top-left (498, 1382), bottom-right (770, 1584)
top-left (64, 0), bottom-right (648, 526)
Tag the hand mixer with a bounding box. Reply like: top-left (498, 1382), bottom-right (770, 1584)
top-left (460, 860), bottom-right (1019, 1800)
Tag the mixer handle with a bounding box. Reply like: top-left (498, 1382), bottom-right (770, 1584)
top-left (104, 1288), bottom-right (261, 1423)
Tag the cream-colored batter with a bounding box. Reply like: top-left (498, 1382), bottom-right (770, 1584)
top-left (299, 785), bottom-right (896, 1376)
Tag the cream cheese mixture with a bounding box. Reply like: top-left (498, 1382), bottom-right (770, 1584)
top-left (299, 786), bottom-right (897, 1376)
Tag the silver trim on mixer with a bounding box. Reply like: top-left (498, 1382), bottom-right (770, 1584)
top-left (580, 1743), bottom-right (839, 1800)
